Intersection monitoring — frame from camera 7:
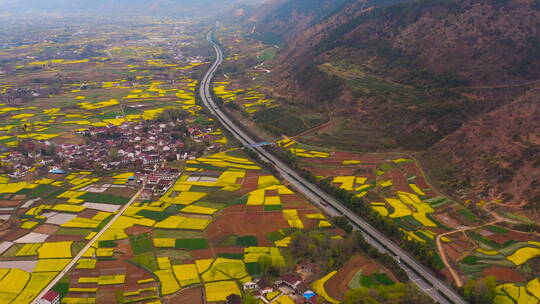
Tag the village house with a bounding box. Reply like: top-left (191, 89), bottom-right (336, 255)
top-left (242, 278), bottom-right (274, 296)
top-left (0, 118), bottom-right (224, 178)
top-left (37, 291), bottom-right (60, 304)
top-left (276, 274), bottom-right (309, 296)
top-left (139, 189), bottom-right (154, 201)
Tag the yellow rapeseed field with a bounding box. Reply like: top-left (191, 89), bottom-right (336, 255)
top-left (34, 258), bottom-right (71, 272)
top-left (76, 259), bottom-right (97, 270)
top-left (181, 205), bottom-right (217, 215)
top-left (16, 243), bottom-right (42, 256)
top-left (153, 238), bottom-right (176, 248)
top-left (0, 268), bottom-right (30, 301)
top-left (507, 247), bottom-right (540, 265)
top-left (172, 264), bottom-right (200, 286)
top-left (154, 269), bottom-right (180, 295)
top-left (37, 241), bottom-right (73, 259)
top-left (385, 198), bottom-right (412, 218)
top-left (204, 281), bottom-right (241, 302)
top-left (12, 272), bottom-right (57, 303)
top-left (312, 271), bottom-right (340, 304)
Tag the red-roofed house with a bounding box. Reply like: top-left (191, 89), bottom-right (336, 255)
top-left (37, 291), bottom-right (60, 304)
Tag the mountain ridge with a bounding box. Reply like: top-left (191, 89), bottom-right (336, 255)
top-left (239, 0), bottom-right (540, 206)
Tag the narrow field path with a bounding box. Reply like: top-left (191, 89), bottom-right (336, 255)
top-left (32, 184), bottom-right (146, 303)
top-left (292, 119), bottom-right (333, 139)
top-left (436, 200), bottom-right (528, 287)
top-left (435, 219), bottom-right (500, 288)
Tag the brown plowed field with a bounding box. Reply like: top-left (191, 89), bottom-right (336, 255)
top-left (486, 231), bottom-right (533, 245)
top-left (0, 200), bottom-right (20, 207)
top-left (402, 163), bottom-right (432, 190)
top-left (125, 225), bottom-right (153, 236)
top-left (2, 229), bottom-right (29, 241)
top-left (33, 224), bottom-right (59, 235)
top-left (213, 246), bottom-right (245, 255)
top-left (482, 266), bottom-right (525, 283)
top-left (190, 249), bottom-right (214, 259)
top-left (383, 169), bottom-right (409, 192)
top-left (443, 240), bottom-right (472, 262)
top-left (165, 286), bottom-right (204, 304)
top-left (325, 255), bottom-right (390, 301)
top-left (206, 207), bottom-right (290, 244)
top-left (78, 209), bottom-right (99, 219)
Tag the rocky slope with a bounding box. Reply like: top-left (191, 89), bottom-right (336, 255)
top-left (242, 0), bottom-right (540, 206)
top-left (276, 0), bottom-right (540, 105)
top-left (427, 87), bottom-right (540, 208)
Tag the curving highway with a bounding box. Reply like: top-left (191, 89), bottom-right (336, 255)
top-left (200, 27), bottom-right (467, 304)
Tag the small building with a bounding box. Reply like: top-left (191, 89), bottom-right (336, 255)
top-left (37, 291), bottom-right (60, 304)
top-left (243, 281), bottom-right (259, 293)
top-left (147, 176), bottom-right (160, 185)
top-left (297, 262), bottom-right (319, 274)
top-left (303, 290), bottom-right (318, 303)
top-left (256, 278), bottom-right (274, 294)
top-left (243, 278), bottom-right (274, 296)
top-left (276, 274), bottom-right (309, 295)
top-left (139, 189), bottom-right (153, 201)
top-left (49, 168), bottom-right (66, 174)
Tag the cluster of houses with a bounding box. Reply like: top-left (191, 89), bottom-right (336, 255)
top-left (1, 120), bottom-right (225, 178)
top-left (1, 148), bottom-right (35, 179)
top-left (73, 121), bottom-right (193, 169)
top-left (236, 263), bottom-right (320, 304)
top-left (0, 87), bottom-right (45, 103)
top-left (136, 167), bottom-right (181, 200)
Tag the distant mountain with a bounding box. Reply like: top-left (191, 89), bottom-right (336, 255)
top-left (0, 0), bottom-right (262, 17)
top-left (240, 0), bottom-right (352, 45)
top-left (270, 0), bottom-right (540, 98)
top-left (240, 0), bottom-right (540, 206)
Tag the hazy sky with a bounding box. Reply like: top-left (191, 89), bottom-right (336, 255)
top-left (0, 0), bottom-right (263, 17)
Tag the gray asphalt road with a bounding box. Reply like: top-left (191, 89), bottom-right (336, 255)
top-left (200, 27), bottom-right (467, 304)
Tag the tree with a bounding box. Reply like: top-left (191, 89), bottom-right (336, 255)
top-left (345, 283), bottom-right (432, 304)
top-left (463, 277), bottom-right (497, 304)
top-left (258, 255), bottom-right (272, 277)
top-left (242, 294), bottom-right (259, 304)
top-left (344, 287), bottom-right (379, 304)
top-left (157, 108), bottom-right (188, 122)
top-left (109, 148), bottom-right (119, 161)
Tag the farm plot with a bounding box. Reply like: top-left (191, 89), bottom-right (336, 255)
top-left (0, 171), bottom-right (141, 303)
top-left (276, 140), bottom-right (540, 292)
top-left (42, 149), bottom-right (343, 303)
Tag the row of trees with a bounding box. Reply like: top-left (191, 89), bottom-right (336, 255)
top-left (210, 92), bottom-right (441, 278)
top-left (343, 282), bottom-right (434, 304)
top-left (285, 228), bottom-right (436, 303)
top-left (157, 108), bottom-right (189, 122)
top-left (332, 217), bottom-right (408, 282)
top-left (271, 147), bottom-right (442, 272)
top-left (288, 229), bottom-right (360, 273)
top-left (267, 147), bottom-right (517, 303)
top-left (462, 277), bottom-right (498, 304)
top-left (241, 146), bottom-right (412, 282)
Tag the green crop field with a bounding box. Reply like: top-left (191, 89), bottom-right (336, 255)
top-left (175, 239), bottom-right (208, 250)
top-left (80, 192), bottom-right (130, 205)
